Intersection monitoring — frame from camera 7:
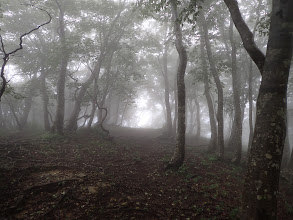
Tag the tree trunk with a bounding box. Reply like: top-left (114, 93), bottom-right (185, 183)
top-left (166, 0), bottom-right (187, 170)
top-left (199, 31), bottom-right (217, 152)
top-left (288, 141), bottom-right (293, 170)
top-left (19, 79), bottom-right (37, 129)
top-left (162, 39), bottom-right (173, 137)
top-left (0, 103), bottom-right (4, 128)
top-left (66, 57), bottom-right (103, 132)
top-left (40, 69), bottom-right (50, 131)
top-left (194, 92), bottom-right (201, 139)
top-left (173, 77), bottom-right (178, 136)
top-left (248, 1), bottom-right (261, 152)
top-left (54, 0), bottom-right (69, 135)
top-left (248, 58), bottom-right (254, 151)
top-left (229, 17), bottom-right (242, 164)
top-left (65, 9), bottom-right (123, 132)
top-left (224, 0), bottom-right (293, 218)
top-left (87, 76), bottom-right (98, 128)
top-left (19, 92), bottom-right (34, 129)
top-left (281, 126), bottom-right (290, 169)
top-left (200, 13), bottom-right (224, 157)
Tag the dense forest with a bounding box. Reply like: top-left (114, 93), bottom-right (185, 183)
top-left (0, 0), bottom-right (293, 219)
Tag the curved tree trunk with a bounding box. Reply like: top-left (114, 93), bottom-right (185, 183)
top-left (225, 0), bottom-right (293, 218)
top-left (166, 0), bottom-right (187, 170)
top-left (87, 76), bottom-right (98, 128)
top-left (66, 57), bottom-right (103, 132)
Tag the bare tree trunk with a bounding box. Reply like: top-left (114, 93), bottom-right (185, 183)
top-left (6, 98), bottom-right (21, 129)
top-left (87, 76), bottom-right (98, 128)
top-left (229, 17), bottom-right (242, 164)
top-left (19, 88), bottom-right (34, 129)
top-left (194, 93), bottom-right (201, 139)
top-left (173, 76), bottom-right (178, 136)
top-left (166, 0), bottom-right (187, 170)
top-left (162, 39), bottom-right (173, 137)
top-left (200, 13), bottom-right (224, 157)
top-left (224, 0), bottom-right (293, 218)
top-left (187, 97), bottom-right (194, 135)
top-left (54, 0), bottom-right (69, 135)
top-left (248, 59), bottom-right (254, 150)
top-left (199, 31), bottom-right (217, 152)
top-left (19, 76), bottom-right (38, 129)
top-left (248, 1), bottom-right (261, 151)
top-left (40, 69), bottom-right (50, 131)
top-left (0, 103), bottom-right (4, 128)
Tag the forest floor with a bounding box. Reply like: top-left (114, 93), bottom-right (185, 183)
top-left (0, 126), bottom-right (293, 220)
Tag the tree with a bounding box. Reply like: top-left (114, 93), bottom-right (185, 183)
top-left (199, 11), bottom-right (225, 158)
top-left (166, 0), bottom-right (188, 170)
top-left (199, 32), bottom-right (217, 152)
top-left (224, 0), bottom-right (293, 218)
top-left (53, 0), bottom-right (70, 135)
top-left (162, 31), bottom-right (173, 137)
top-left (228, 17), bottom-right (242, 164)
top-left (65, 0), bottom-right (134, 132)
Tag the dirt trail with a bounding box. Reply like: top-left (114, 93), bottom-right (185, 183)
top-left (0, 127), bottom-right (292, 219)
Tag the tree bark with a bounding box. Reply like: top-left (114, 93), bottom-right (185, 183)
top-left (166, 0), bottom-right (187, 170)
top-left (225, 0), bottom-right (293, 218)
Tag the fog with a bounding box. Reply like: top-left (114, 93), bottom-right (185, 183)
top-left (1, 0), bottom-right (293, 148)
top-left (1, 0), bottom-right (293, 219)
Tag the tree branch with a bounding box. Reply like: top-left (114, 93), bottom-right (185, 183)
top-left (223, 0), bottom-right (265, 73)
top-left (0, 6), bottom-right (52, 100)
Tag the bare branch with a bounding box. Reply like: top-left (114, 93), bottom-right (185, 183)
top-left (0, 6), bottom-right (52, 101)
top-left (223, 0), bottom-right (265, 73)
top-left (7, 7), bottom-right (52, 56)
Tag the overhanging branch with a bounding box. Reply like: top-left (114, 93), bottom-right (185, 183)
top-left (223, 0), bottom-right (265, 73)
top-left (0, 6), bottom-right (52, 100)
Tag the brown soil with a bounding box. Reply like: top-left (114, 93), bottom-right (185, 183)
top-left (0, 126), bottom-right (292, 219)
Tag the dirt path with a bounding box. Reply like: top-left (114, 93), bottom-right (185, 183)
top-left (0, 127), bottom-right (292, 219)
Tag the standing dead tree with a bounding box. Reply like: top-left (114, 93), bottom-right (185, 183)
top-left (0, 6), bottom-right (51, 101)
